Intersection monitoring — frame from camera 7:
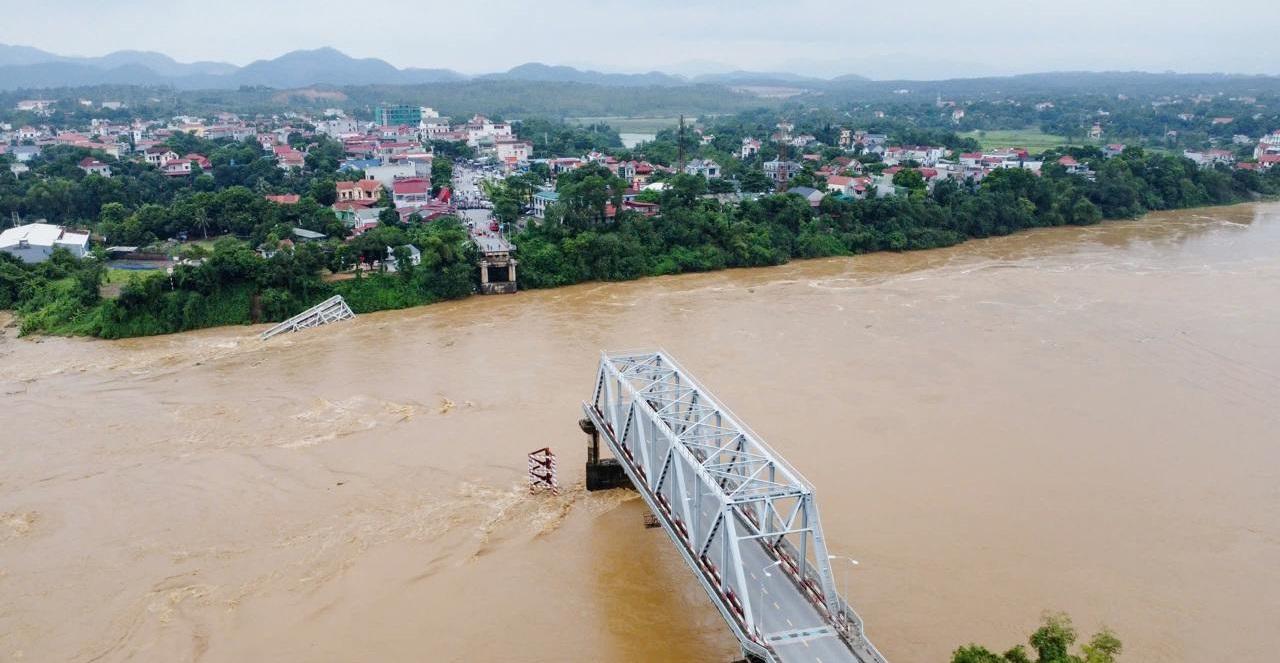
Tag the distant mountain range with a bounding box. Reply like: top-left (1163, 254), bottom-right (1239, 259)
top-left (1, 44), bottom-right (1272, 97)
top-left (0, 44), bottom-right (869, 91)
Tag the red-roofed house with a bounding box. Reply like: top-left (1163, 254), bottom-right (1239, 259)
top-left (273, 145), bottom-right (305, 170)
top-left (78, 157), bottom-right (111, 177)
top-left (184, 153), bottom-right (211, 170)
top-left (264, 194), bottom-right (301, 205)
top-left (825, 175), bottom-right (857, 196)
top-left (391, 177), bottom-right (431, 206)
top-left (1056, 155), bottom-right (1089, 175)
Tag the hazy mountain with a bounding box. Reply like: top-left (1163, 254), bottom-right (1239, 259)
top-left (691, 70), bottom-right (836, 86)
top-left (89, 50), bottom-right (236, 77)
top-left (0, 62), bottom-right (173, 90)
top-left (0, 43), bottom-right (65, 67)
top-left (0, 45), bottom-right (467, 90)
top-left (482, 62), bottom-right (687, 87)
top-left (0, 44), bottom-right (236, 77)
top-left (235, 47), bottom-right (397, 87)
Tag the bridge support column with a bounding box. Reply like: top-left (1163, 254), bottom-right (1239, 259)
top-left (579, 417), bottom-right (632, 491)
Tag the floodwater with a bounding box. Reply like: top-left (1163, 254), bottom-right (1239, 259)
top-left (2, 203), bottom-right (1278, 663)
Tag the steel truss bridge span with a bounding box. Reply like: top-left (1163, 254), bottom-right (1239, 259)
top-left (582, 350), bottom-right (887, 663)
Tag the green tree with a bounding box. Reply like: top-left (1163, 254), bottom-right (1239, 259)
top-left (951, 613), bottom-right (1121, 663)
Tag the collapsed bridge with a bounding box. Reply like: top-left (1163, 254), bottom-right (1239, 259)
top-left (580, 350), bottom-right (887, 663)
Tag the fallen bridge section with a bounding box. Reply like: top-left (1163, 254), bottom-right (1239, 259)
top-left (583, 350), bottom-right (887, 663)
top-left (259, 295), bottom-right (355, 340)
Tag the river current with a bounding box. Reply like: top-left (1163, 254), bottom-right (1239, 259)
top-left (2, 203), bottom-right (1277, 662)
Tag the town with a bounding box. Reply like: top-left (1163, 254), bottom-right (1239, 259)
top-left (3, 85), bottom-right (1280, 337)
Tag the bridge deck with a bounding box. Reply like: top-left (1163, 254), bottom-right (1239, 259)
top-left (740, 537), bottom-right (860, 663)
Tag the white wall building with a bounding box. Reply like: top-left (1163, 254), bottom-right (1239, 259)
top-left (363, 161), bottom-right (418, 188)
top-left (0, 223), bottom-right (90, 263)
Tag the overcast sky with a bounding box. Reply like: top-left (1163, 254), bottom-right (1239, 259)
top-left (3, 0), bottom-right (1277, 79)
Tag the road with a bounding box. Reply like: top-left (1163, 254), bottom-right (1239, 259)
top-left (452, 164), bottom-right (509, 249)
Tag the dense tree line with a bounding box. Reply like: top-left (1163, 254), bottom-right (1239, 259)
top-left (512, 149), bottom-right (1280, 288)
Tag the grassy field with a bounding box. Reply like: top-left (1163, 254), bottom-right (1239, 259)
top-left (963, 129), bottom-right (1071, 151)
top-left (104, 268), bottom-right (151, 285)
top-left (567, 116), bottom-right (684, 133)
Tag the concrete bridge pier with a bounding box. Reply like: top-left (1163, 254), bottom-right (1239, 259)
top-left (579, 417), bottom-right (632, 491)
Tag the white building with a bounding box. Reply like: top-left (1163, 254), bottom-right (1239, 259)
top-left (363, 161), bottom-right (418, 188)
top-left (684, 159), bottom-right (721, 179)
top-left (0, 223), bottom-right (90, 263)
top-left (532, 190), bottom-right (559, 219)
top-left (495, 139), bottom-right (533, 164)
top-left (464, 115), bottom-right (513, 147)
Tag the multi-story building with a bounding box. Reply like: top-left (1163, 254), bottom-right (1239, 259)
top-left (374, 104), bottom-right (423, 128)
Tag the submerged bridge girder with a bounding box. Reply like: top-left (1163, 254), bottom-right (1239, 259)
top-left (582, 350), bottom-right (887, 663)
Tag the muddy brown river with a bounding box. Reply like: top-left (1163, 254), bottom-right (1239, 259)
top-left (2, 203), bottom-right (1278, 663)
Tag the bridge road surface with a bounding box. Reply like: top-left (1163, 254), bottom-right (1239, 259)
top-left (690, 495), bottom-right (865, 663)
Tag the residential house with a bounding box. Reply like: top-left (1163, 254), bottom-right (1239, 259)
top-left (495, 139), bottom-right (533, 165)
top-left (12, 145), bottom-right (42, 162)
top-left (629, 161), bottom-right (655, 189)
top-left (785, 186), bottom-right (824, 207)
top-left (684, 159), bottom-right (721, 179)
top-left (336, 179), bottom-right (384, 203)
top-left (1183, 149), bottom-right (1235, 168)
top-left (163, 159), bottom-right (194, 177)
top-left (763, 159), bottom-right (802, 185)
top-left (273, 145), bottom-right (305, 170)
top-left (884, 145), bottom-right (945, 166)
top-left (1056, 155), bottom-right (1090, 175)
top-left (532, 190), bottom-right (559, 218)
top-left (1103, 144), bottom-right (1127, 159)
top-left (0, 223), bottom-right (90, 263)
top-left (144, 147), bottom-right (178, 166)
top-left (291, 228), bottom-right (326, 242)
top-left (78, 157), bottom-right (112, 177)
top-left (741, 138), bottom-right (761, 160)
top-left (334, 203), bottom-right (384, 229)
top-left (464, 115), bottom-right (513, 147)
top-left (384, 245), bottom-right (423, 272)
top-left (854, 133), bottom-right (888, 155)
top-left (184, 153), bottom-right (212, 170)
top-left (364, 161), bottom-right (417, 187)
top-left (392, 177), bottom-right (432, 206)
